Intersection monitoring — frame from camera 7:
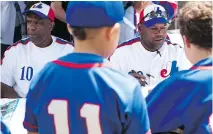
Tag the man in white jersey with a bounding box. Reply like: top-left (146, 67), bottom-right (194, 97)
top-left (0, 2), bottom-right (74, 98)
top-left (110, 4), bottom-right (191, 89)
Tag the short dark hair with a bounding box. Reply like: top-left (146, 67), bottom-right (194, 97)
top-left (178, 2), bottom-right (212, 49)
top-left (71, 27), bottom-right (87, 40)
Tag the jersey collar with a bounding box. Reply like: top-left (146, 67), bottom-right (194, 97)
top-left (190, 58), bottom-right (212, 70)
top-left (58, 53), bottom-right (107, 64)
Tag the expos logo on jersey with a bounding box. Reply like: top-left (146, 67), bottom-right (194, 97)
top-left (160, 60), bottom-right (179, 78)
top-left (128, 60), bottom-right (179, 79)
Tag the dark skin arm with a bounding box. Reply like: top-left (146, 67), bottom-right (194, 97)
top-left (129, 72), bottom-right (148, 87)
top-left (1, 82), bottom-right (20, 98)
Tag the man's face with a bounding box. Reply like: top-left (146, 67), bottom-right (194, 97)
top-left (139, 23), bottom-right (167, 51)
top-left (26, 13), bottom-right (52, 43)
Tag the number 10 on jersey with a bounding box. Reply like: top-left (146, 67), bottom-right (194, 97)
top-left (48, 99), bottom-right (102, 134)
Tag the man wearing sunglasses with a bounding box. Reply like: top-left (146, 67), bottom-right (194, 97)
top-left (110, 4), bottom-right (191, 94)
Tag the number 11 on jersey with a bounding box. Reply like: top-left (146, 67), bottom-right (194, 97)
top-left (48, 100), bottom-right (102, 134)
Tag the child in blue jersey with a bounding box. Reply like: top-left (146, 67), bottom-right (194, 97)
top-left (1, 121), bottom-right (11, 134)
top-left (146, 2), bottom-right (212, 134)
top-left (23, 2), bottom-right (151, 134)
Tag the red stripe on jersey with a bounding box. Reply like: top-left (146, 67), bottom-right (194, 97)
top-left (191, 66), bottom-right (212, 70)
top-left (53, 60), bottom-right (109, 69)
top-left (1, 38), bottom-right (30, 65)
top-left (23, 121), bottom-right (38, 128)
top-left (108, 37), bottom-right (140, 61)
top-left (118, 37), bottom-right (141, 49)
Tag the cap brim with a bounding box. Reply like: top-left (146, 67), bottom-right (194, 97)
top-left (122, 17), bottom-right (136, 30)
top-left (144, 17), bottom-right (169, 27)
top-left (22, 10), bottom-right (49, 20)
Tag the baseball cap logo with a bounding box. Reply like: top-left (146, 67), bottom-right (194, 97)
top-left (155, 7), bottom-right (162, 16)
top-left (32, 3), bottom-right (43, 9)
top-left (139, 4), bottom-right (170, 27)
top-left (148, 7), bottom-right (167, 20)
top-left (23, 2), bottom-right (55, 22)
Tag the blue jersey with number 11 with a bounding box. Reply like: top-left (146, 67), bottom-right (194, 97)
top-left (23, 53), bottom-right (151, 134)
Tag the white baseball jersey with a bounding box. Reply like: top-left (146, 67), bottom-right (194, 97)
top-left (110, 34), bottom-right (192, 88)
top-left (0, 36), bottom-right (74, 97)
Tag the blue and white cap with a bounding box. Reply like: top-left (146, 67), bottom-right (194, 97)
top-left (140, 4), bottom-right (169, 27)
top-left (23, 2), bottom-right (55, 22)
top-left (66, 1), bottom-right (135, 29)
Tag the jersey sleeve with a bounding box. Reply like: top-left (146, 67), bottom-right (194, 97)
top-left (124, 84), bottom-right (151, 134)
top-left (0, 46), bottom-right (17, 87)
top-left (23, 63), bottom-right (51, 132)
top-left (23, 73), bottom-right (41, 132)
top-left (109, 52), bottom-right (123, 71)
top-left (146, 73), bottom-right (212, 133)
top-left (23, 105), bottom-right (38, 132)
top-left (146, 75), bottom-right (183, 133)
top-left (180, 83), bottom-right (212, 133)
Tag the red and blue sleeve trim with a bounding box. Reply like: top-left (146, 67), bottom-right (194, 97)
top-left (108, 37), bottom-right (140, 61)
top-left (1, 38), bottom-right (30, 65)
top-left (23, 121), bottom-right (38, 132)
top-left (56, 38), bottom-right (74, 47)
top-left (118, 37), bottom-right (141, 49)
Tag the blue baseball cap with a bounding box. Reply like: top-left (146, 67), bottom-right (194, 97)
top-left (66, 1), bottom-right (135, 29)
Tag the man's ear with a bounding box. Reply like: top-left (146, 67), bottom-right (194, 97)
top-left (182, 35), bottom-right (191, 49)
top-left (67, 24), bottom-right (73, 35)
top-left (106, 23), bottom-right (120, 40)
top-left (49, 22), bottom-right (55, 31)
top-left (138, 23), bottom-right (143, 33)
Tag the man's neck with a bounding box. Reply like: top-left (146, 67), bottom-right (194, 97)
top-left (134, 5), bottom-right (142, 13)
top-left (192, 46), bottom-right (212, 64)
top-left (33, 36), bottom-right (53, 48)
top-left (73, 40), bottom-right (107, 58)
top-left (140, 38), bottom-right (163, 52)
